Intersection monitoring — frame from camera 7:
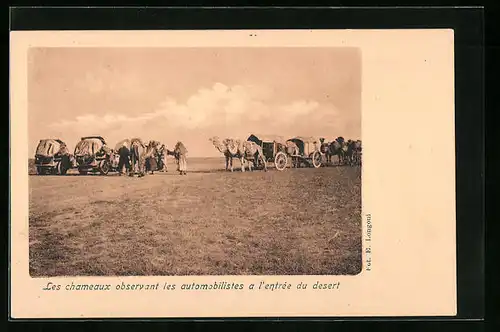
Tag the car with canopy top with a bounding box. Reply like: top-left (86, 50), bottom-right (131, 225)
top-left (34, 138), bottom-right (74, 175)
top-left (74, 136), bottom-right (116, 175)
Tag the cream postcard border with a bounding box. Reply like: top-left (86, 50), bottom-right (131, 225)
top-left (10, 29), bottom-right (456, 318)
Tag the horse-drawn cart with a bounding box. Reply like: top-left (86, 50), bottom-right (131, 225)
top-left (286, 136), bottom-right (323, 169)
top-left (247, 134), bottom-right (289, 171)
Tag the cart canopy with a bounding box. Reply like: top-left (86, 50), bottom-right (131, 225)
top-left (35, 139), bottom-right (65, 157)
top-left (74, 138), bottom-right (105, 156)
top-left (247, 134), bottom-right (287, 146)
top-left (287, 137), bottom-right (321, 155)
top-left (288, 136), bottom-right (319, 144)
top-left (81, 136), bottom-right (106, 145)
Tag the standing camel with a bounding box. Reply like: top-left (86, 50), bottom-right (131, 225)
top-left (327, 138), bottom-right (347, 166)
top-left (354, 140), bottom-right (362, 165)
top-left (209, 136), bottom-right (267, 172)
top-left (129, 139), bottom-right (160, 177)
top-left (209, 136), bottom-right (245, 172)
top-left (129, 138), bottom-right (144, 176)
top-left (240, 140), bottom-right (268, 172)
top-left (346, 139), bottom-right (362, 166)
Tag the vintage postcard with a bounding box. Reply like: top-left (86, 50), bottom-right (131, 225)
top-left (10, 29), bottom-right (456, 318)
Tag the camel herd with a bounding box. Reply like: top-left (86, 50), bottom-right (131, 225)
top-left (209, 135), bottom-right (362, 172)
top-left (319, 137), bottom-right (362, 167)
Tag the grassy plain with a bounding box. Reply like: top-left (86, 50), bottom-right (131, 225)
top-left (28, 157), bottom-right (362, 276)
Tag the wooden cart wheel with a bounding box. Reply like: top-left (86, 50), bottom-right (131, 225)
top-left (99, 160), bottom-right (110, 175)
top-left (274, 151), bottom-right (288, 171)
top-left (312, 151), bottom-right (322, 168)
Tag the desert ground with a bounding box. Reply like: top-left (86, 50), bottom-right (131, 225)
top-left (29, 157), bottom-right (362, 277)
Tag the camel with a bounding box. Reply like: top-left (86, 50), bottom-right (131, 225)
top-left (335, 137), bottom-right (349, 165)
top-left (320, 138), bottom-right (346, 166)
top-left (129, 139), bottom-right (143, 176)
top-left (354, 140), bottom-right (362, 165)
top-left (346, 139), bottom-right (362, 166)
top-left (240, 140), bottom-right (268, 172)
top-left (209, 136), bottom-right (267, 172)
top-left (209, 136), bottom-right (244, 172)
top-left (318, 137), bottom-right (344, 165)
top-left (129, 139), bottom-right (161, 177)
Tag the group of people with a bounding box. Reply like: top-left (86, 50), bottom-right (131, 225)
top-left (115, 140), bottom-right (188, 177)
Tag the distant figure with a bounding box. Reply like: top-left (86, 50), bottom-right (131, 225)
top-left (174, 141), bottom-right (188, 175)
top-left (146, 140), bottom-right (160, 174)
top-left (145, 155), bottom-right (158, 175)
top-left (57, 143), bottom-right (73, 170)
top-left (157, 144), bottom-right (168, 172)
top-left (117, 142), bottom-right (130, 175)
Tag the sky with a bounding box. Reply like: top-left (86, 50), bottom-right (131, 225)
top-left (28, 47), bottom-right (361, 158)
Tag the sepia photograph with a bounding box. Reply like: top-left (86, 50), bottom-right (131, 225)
top-left (28, 47), bottom-right (363, 277)
top-left (11, 28), bottom-right (458, 319)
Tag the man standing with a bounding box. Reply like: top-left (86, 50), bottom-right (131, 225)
top-left (117, 142), bottom-right (130, 176)
top-left (174, 141), bottom-right (188, 175)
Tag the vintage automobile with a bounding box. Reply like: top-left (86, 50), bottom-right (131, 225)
top-left (74, 136), bottom-right (116, 175)
top-left (286, 136), bottom-right (323, 169)
top-left (34, 138), bottom-right (74, 175)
